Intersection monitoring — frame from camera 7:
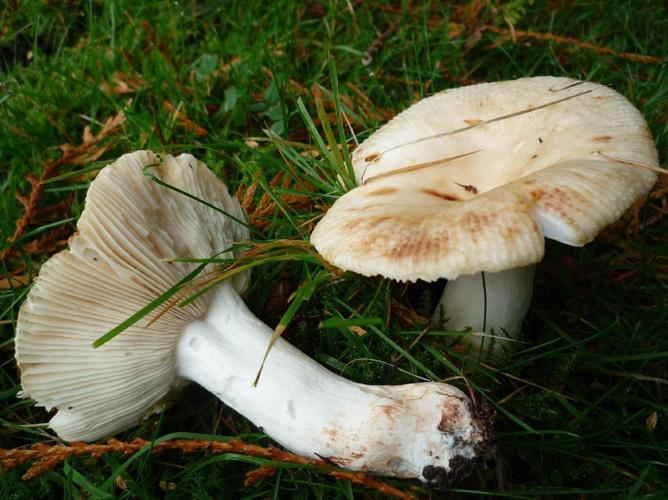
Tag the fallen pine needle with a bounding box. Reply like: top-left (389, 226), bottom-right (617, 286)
top-left (597, 151), bottom-right (668, 175)
top-left (0, 438), bottom-right (415, 499)
top-left (1, 111), bottom-right (126, 263)
top-left (244, 465), bottom-right (278, 486)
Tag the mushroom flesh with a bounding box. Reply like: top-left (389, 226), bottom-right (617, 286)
top-left (15, 150), bottom-right (490, 484)
top-left (311, 77), bottom-right (658, 357)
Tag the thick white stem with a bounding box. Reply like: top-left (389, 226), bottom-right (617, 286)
top-left (433, 266), bottom-right (535, 358)
top-left (177, 283), bottom-right (488, 483)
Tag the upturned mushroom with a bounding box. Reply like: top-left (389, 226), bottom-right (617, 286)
top-left (311, 76), bottom-right (658, 356)
top-left (15, 150), bottom-right (491, 484)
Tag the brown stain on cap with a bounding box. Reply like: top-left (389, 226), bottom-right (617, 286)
top-left (504, 225), bottom-right (521, 238)
top-left (530, 185), bottom-right (587, 232)
top-left (344, 214), bottom-right (392, 231)
top-left (367, 187), bottom-right (398, 196)
top-left (421, 188), bottom-right (460, 202)
top-left (531, 185), bottom-right (587, 208)
top-left (382, 233), bottom-right (445, 262)
top-left (459, 212), bottom-right (499, 233)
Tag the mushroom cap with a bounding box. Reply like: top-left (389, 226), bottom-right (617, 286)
top-left (15, 150), bottom-right (249, 441)
top-left (311, 77), bottom-right (658, 281)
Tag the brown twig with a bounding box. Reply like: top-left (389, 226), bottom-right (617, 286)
top-left (0, 438), bottom-right (415, 499)
top-left (1, 112), bottom-right (126, 263)
top-left (481, 25), bottom-right (666, 64)
top-left (330, 470), bottom-right (415, 498)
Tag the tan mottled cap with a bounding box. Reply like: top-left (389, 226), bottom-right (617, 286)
top-left (15, 150), bottom-right (249, 441)
top-left (311, 77), bottom-right (658, 281)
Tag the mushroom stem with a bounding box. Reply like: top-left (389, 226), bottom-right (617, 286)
top-left (177, 282), bottom-right (488, 482)
top-left (433, 265), bottom-right (535, 357)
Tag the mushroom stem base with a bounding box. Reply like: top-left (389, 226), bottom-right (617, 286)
top-left (177, 283), bottom-right (490, 482)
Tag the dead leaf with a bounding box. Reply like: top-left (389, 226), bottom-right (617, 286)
top-left (349, 325), bottom-right (367, 337)
top-left (221, 56), bottom-right (241, 74)
top-left (101, 72), bottom-right (147, 95)
top-left (115, 476), bottom-right (127, 490)
top-left (159, 481), bottom-right (176, 491)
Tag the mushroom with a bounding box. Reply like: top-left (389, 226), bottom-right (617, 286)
top-left (311, 76), bottom-right (658, 357)
top-left (15, 150), bottom-right (491, 484)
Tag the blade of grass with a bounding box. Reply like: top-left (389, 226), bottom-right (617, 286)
top-left (142, 161), bottom-right (255, 233)
top-left (92, 262), bottom-right (207, 347)
top-left (253, 269), bottom-right (331, 386)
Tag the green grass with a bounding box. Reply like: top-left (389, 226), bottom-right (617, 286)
top-left (1, 0), bottom-right (667, 498)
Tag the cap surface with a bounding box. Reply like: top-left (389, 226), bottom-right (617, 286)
top-left (311, 76), bottom-right (658, 281)
top-left (15, 150), bottom-right (249, 441)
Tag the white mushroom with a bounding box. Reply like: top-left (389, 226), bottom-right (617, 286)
top-left (311, 76), bottom-right (658, 357)
top-left (15, 150), bottom-right (490, 484)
